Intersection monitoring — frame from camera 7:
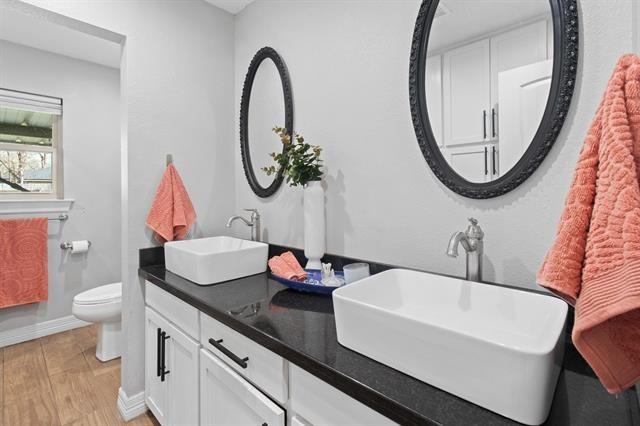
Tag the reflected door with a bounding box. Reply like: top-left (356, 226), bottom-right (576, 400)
top-left (498, 60), bottom-right (553, 172)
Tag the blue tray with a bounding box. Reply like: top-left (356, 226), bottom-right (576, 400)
top-left (270, 269), bottom-right (345, 295)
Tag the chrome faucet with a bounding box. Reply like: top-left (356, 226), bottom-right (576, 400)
top-left (446, 218), bottom-right (484, 282)
top-left (226, 209), bottom-right (261, 242)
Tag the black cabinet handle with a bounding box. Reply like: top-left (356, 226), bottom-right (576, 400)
top-left (492, 146), bottom-right (497, 175)
top-left (482, 110), bottom-right (487, 139)
top-left (156, 328), bottom-right (162, 377)
top-left (491, 108), bottom-right (497, 138)
top-left (484, 147), bottom-right (488, 176)
top-left (160, 331), bottom-right (170, 382)
top-left (209, 338), bottom-right (249, 369)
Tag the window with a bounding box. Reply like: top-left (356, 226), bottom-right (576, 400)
top-left (0, 89), bottom-right (62, 198)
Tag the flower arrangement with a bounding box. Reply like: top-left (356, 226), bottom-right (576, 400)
top-left (262, 126), bottom-right (323, 187)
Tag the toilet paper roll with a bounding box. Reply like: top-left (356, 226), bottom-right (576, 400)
top-left (70, 240), bottom-right (90, 254)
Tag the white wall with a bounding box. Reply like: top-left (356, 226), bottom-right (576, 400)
top-left (0, 40), bottom-right (120, 332)
top-left (234, 0), bottom-right (634, 291)
top-left (12, 0), bottom-right (237, 402)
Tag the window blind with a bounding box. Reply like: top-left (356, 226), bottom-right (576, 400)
top-left (0, 88), bottom-right (62, 115)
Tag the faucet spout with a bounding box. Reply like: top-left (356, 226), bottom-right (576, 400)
top-left (226, 209), bottom-right (261, 241)
top-left (226, 216), bottom-right (251, 228)
top-left (446, 231), bottom-right (472, 257)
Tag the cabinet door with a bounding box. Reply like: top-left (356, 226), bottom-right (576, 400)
top-left (200, 349), bottom-right (285, 426)
top-left (165, 321), bottom-right (200, 426)
top-left (145, 307), bottom-right (169, 425)
top-left (498, 60), bottom-right (552, 173)
top-left (426, 54), bottom-right (443, 145)
top-left (445, 145), bottom-right (492, 183)
top-left (443, 38), bottom-right (491, 146)
top-left (490, 19), bottom-right (548, 139)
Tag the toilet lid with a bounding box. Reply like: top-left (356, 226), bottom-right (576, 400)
top-left (74, 282), bottom-right (122, 305)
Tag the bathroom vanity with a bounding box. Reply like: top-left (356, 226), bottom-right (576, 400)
top-left (139, 245), bottom-right (639, 426)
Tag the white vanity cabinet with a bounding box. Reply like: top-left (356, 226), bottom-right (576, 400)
top-left (145, 284), bottom-right (200, 426)
top-left (144, 282), bottom-right (396, 425)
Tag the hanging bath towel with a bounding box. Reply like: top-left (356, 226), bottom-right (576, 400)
top-left (0, 218), bottom-right (48, 308)
top-left (538, 54), bottom-right (640, 394)
top-left (146, 163), bottom-right (197, 243)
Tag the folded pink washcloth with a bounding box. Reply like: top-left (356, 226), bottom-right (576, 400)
top-left (268, 255), bottom-right (306, 281)
top-left (280, 251), bottom-right (307, 280)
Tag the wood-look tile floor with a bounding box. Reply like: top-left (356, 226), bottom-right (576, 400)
top-left (0, 324), bottom-right (158, 426)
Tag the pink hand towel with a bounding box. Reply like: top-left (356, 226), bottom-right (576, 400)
top-left (146, 164), bottom-right (196, 243)
top-left (0, 218), bottom-right (48, 308)
top-left (268, 256), bottom-right (301, 281)
top-left (280, 251), bottom-right (307, 280)
top-left (538, 54), bottom-right (640, 394)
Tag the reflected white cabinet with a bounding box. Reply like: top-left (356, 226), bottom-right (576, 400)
top-left (426, 54), bottom-right (444, 145)
top-left (437, 18), bottom-right (549, 179)
top-left (200, 349), bottom-right (285, 426)
top-left (145, 306), bottom-right (200, 426)
top-left (444, 144), bottom-right (498, 183)
top-left (442, 38), bottom-right (491, 147)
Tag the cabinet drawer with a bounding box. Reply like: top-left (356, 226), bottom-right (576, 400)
top-left (145, 282), bottom-right (199, 339)
top-left (200, 313), bottom-right (288, 403)
top-left (290, 364), bottom-right (395, 425)
top-left (200, 349), bottom-right (285, 426)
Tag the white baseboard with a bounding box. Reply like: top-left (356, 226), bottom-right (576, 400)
top-left (117, 387), bottom-right (147, 421)
top-left (0, 315), bottom-right (90, 348)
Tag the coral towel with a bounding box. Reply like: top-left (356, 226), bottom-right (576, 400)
top-left (538, 54), bottom-right (640, 394)
top-left (268, 252), bottom-right (307, 281)
top-left (146, 164), bottom-right (196, 243)
top-left (0, 218), bottom-right (48, 308)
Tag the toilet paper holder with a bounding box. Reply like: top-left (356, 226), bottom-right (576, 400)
top-left (60, 241), bottom-right (92, 250)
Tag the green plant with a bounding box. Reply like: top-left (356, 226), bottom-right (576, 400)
top-left (262, 126), bottom-right (323, 187)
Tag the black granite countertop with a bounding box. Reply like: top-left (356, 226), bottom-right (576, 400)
top-left (139, 245), bottom-right (639, 426)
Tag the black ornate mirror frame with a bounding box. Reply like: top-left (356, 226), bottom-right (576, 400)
top-left (240, 47), bottom-right (294, 198)
top-left (409, 0), bottom-right (578, 199)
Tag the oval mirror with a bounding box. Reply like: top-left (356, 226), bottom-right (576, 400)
top-left (240, 47), bottom-right (293, 198)
top-left (410, 0), bottom-right (578, 198)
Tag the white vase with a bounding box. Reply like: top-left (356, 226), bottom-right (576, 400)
top-left (303, 180), bottom-right (325, 270)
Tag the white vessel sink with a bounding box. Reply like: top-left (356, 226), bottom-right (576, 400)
top-left (332, 269), bottom-right (567, 425)
top-left (165, 237), bottom-right (268, 285)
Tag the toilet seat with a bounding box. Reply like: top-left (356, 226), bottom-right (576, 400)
top-left (74, 282), bottom-right (121, 305)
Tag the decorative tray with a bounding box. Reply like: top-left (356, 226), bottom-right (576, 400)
top-left (270, 269), bottom-right (345, 295)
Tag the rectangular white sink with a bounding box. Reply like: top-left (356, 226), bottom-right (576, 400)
top-left (332, 269), bottom-right (567, 425)
top-left (165, 236), bottom-right (268, 285)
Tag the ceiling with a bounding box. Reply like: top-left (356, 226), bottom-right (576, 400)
top-left (0, 7), bottom-right (121, 69)
top-left (205, 0), bottom-right (256, 14)
top-left (429, 0), bottom-right (551, 52)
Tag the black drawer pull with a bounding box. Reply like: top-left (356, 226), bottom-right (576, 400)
top-left (161, 331), bottom-right (170, 382)
top-left (156, 328), bottom-right (162, 377)
top-left (492, 146), bottom-right (497, 175)
top-left (209, 338), bottom-right (249, 369)
top-left (491, 108), bottom-right (497, 138)
top-left (482, 110), bottom-right (487, 139)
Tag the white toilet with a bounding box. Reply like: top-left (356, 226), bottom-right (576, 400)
top-left (72, 282), bottom-right (122, 362)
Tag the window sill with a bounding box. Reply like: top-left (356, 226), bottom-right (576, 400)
top-left (0, 199), bottom-right (74, 215)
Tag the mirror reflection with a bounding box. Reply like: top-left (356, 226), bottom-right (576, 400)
top-left (248, 59), bottom-right (285, 188)
top-left (426, 0), bottom-right (553, 183)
